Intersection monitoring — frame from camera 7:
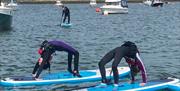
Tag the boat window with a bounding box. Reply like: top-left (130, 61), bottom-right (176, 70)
top-left (121, 0), bottom-right (128, 7)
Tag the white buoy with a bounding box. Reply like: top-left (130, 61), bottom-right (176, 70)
top-left (103, 11), bottom-right (108, 15)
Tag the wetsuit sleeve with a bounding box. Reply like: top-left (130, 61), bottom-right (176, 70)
top-left (32, 62), bottom-right (39, 74)
top-left (35, 51), bottom-right (51, 78)
top-left (125, 57), bottom-right (135, 82)
top-left (35, 59), bottom-right (45, 78)
top-left (136, 53), bottom-right (147, 83)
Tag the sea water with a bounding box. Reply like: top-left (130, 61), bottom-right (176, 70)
top-left (0, 2), bottom-right (180, 91)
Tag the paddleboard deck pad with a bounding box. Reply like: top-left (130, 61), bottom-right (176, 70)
top-left (0, 67), bottom-right (130, 87)
top-left (75, 78), bottom-right (179, 91)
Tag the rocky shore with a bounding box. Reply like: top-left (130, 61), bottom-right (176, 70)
top-left (16, 0), bottom-right (179, 4)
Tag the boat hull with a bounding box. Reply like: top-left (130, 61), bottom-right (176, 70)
top-left (0, 6), bottom-right (13, 30)
top-left (0, 13), bottom-right (12, 30)
top-left (151, 2), bottom-right (163, 7)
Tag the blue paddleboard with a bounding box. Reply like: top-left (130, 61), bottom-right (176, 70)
top-left (167, 82), bottom-right (180, 91)
top-left (61, 23), bottom-right (72, 28)
top-left (76, 78), bottom-right (179, 91)
top-left (0, 67), bottom-right (130, 87)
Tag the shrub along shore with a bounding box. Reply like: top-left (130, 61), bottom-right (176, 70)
top-left (17, 0), bottom-right (179, 4)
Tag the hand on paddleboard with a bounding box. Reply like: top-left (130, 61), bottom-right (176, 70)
top-left (140, 83), bottom-right (146, 86)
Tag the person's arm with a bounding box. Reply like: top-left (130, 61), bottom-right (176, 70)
top-left (136, 53), bottom-right (147, 86)
top-left (32, 61), bottom-right (39, 75)
top-left (125, 57), bottom-right (135, 83)
top-left (34, 59), bottom-right (45, 79)
top-left (35, 51), bottom-right (50, 79)
top-left (62, 7), bottom-right (68, 17)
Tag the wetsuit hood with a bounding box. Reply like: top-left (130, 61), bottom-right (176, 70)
top-left (38, 40), bottom-right (49, 55)
top-left (40, 40), bottom-right (48, 49)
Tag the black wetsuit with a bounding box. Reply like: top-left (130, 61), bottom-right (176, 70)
top-left (98, 41), bottom-right (147, 84)
top-left (62, 6), bottom-right (70, 24)
top-left (32, 40), bottom-right (80, 78)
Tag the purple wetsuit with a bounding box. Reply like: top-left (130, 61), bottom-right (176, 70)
top-left (34, 40), bottom-right (79, 78)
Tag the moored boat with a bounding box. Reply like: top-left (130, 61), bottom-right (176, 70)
top-left (90, 0), bottom-right (97, 6)
top-left (7, 0), bottom-right (18, 11)
top-left (55, 0), bottom-right (63, 6)
top-left (100, 0), bottom-right (128, 15)
top-left (0, 1), bottom-right (13, 30)
top-left (143, 0), bottom-right (163, 7)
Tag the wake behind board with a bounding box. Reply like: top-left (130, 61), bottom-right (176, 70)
top-left (0, 67), bottom-right (130, 87)
top-left (61, 23), bottom-right (72, 28)
top-left (76, 78), bottom-right (179, 91)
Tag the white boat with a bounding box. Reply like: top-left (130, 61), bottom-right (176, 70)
top-left (100, 0), bottom-right (128, 15)
top-left (151, 0), bottom-right (163, 7)
top-left (143, 0), bottom-right (163, 7)
top-left (55, 0), bottom-right (63, 6)
top-left (143, 0), bottom-right (152, 6)
top-left (0, 2), bottom-right (13, 30)
top-left (90, 0), bottom-right (97, 6)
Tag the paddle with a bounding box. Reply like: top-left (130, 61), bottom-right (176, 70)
top-left (60, 6), bottom-right (64, 26)
top-left (60, 15), bottom-right (63, 26)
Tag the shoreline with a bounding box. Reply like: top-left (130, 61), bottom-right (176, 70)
top-left (17, 0), bottom-right (180, 4)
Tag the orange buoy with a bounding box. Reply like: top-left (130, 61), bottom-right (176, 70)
top-left (95, 8), bottom-right (101, 12)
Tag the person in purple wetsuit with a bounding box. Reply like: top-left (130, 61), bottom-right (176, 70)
top-left (98, 41), bottom-right (147, 88)
top-left (32, 40), bottom-right (81, 80)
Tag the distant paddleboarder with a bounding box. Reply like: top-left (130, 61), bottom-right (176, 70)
top-left (61, 5), bottom-right (70, 24)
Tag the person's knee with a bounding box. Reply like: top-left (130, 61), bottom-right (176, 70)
top-left (98, 61), bottom-right (105, 67)
top-left (74, 51), bottom-right (79, 57)
top-left (98, 60), bottom-right (106, 67)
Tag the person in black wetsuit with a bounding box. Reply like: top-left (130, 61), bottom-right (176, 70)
top-left (61, 5), bottom-right (70, 24)
top-left (98, 41), bottom-right (147, 88)
top-left (32, 40), bottom-right (82, 80)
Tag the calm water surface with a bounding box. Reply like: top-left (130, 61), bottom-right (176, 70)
top-left (0, 2), bottom-right (180, 91)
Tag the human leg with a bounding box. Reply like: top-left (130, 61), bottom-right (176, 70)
top-left (67, 53), bottom-right (73, 73)
top-left (98, 49), bottom-right (115, 83)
